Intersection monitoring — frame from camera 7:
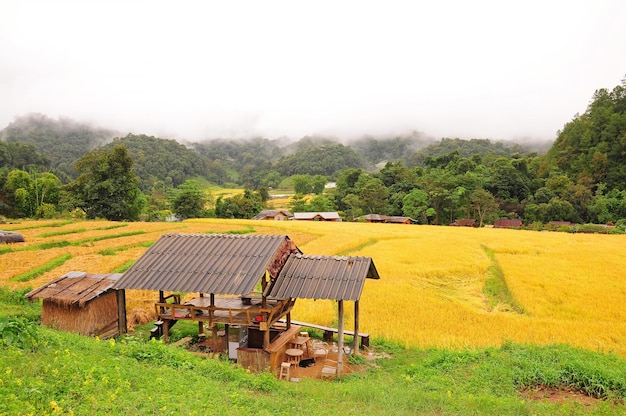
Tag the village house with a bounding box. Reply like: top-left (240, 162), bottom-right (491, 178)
top-left (293, 212), bottom-right (342, 221)
top-left (360, 214), bottom-right (415, 224)
top-left (252, 209), bottom-right (293, 221)
top-left (494, 219), bottom-right (523, 228)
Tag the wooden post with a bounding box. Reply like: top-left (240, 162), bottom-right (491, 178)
top-left (352, 300), bottom-right (359, 355)
top-left (116, 289), bottom-right (127, 335)
top-left (337, 299), bottom-right (344, 377)
top-left (210, 293), bottom-right (218, 351)
top-left (163, 319), bottom-right (169, 343)
top-left (263, 326), bottom-right (270, 348)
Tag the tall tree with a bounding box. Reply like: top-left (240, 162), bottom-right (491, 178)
top-left (172, 180), bottom-right (207, 219)
top-left (66, 145), bottom-right (145, 221)
top-left (469, 188), bottom-right (498, 227)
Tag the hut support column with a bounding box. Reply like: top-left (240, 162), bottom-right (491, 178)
top-left (352, 300), bottom-right (359, 355)
top-left (163, 320), bottom-right (170, 343)
top-left (210, 293), bottom-right (218, 351)
top-left (337, 300), bottom-right (344, 377)
top-left (116, 289), bottom-right (127, 335)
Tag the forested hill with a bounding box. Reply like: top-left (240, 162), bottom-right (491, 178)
top-left (0, 113), bottom-right (117, 177)
top-left (103, 134), bottom-right (208, 191)
top-left (0, 112), bottom-right (554, 190)
top-left (542, 80), bottom-right (626, 191)
top-left (407, 138), bottom-right (541, 167)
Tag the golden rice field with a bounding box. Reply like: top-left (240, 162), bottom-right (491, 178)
top-left (2, 218), bottom-right (625, 357)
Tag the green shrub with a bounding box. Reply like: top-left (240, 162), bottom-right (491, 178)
top-left (0, 317), bottom-right (39, 350)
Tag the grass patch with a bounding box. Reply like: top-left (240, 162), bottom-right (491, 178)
top-left (337, 238), bottom-right (378, 256)
top-left (98, 241), bottom-right (155, 256)
top-left (1, 220), bottom-right (74, 230)
top-left (111, 260), bottom-right (136, 273)
top-left (482, 246), bottom-right (525, 314)
top-left (73, 230), bottom-right (147, 245)
top-left (36, 228), bottom-right (87, 238)
top-left (10, 254), bottom-right (72, 282)
top-left (93, 223), bottom-right (129, 231)
top-left (0, 231), bottom-right (147, 257)
top-left (203, 227), bottom-right (256, 235)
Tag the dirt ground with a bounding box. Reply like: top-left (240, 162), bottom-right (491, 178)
top-left (278, 349), bottom-right (368, 381)
top-left (520, 386), bottom-right (600, 407)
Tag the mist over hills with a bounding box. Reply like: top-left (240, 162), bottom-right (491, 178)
top-left (0, 113), bottom-right (550, 185)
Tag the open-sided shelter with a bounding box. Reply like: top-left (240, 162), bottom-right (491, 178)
top-left (26, 271), bottom-right (127, 338)
top-left (268, 254), bottom-right (379, 375)
top-left (115, 233), bottom-right (380, 375)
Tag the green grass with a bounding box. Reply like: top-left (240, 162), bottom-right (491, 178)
top-left (111, 260), bottom-right (137, 273)
top-left (36, 228), bottom-right (87, 238)
top-left (203, 227), bottom-right (256, 235)
top-left (10, 254), bottom-right (73, 282)
top-left (73, 230), bottom-right (146, 245)
top-left (482, 246), bottom-right (525, 314)
top-left (1, 220), bottom-right (74, 230)
top-left (0, 288), bottom-right (624, 415)
top-left (98, 241), bottom-right (154, 256)
top-left (0, 231), bottom-right (148, 256)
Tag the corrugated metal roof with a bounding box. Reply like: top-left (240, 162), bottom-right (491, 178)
top-left (267, 254), bottom-right (379, 301)
top-left (293, 212), bottom-right (341, 220)
top-left (115, 233), bottom-right (298, 295)
top-left (26, 271), bottom-right (122, 306)
top-left (251, 209), bottom-right (293, 220)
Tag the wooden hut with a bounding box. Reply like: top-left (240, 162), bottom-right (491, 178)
top-left (115, 233), bottom-right (302, 366)
top-left (0, 230), bottom-right (25, 243)
top-left (115, 233), bottom-right (380, 375)
top-left (26, 271), bottom-right (127, 338)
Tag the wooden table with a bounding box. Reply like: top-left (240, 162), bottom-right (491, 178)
top-left (285, 348), bottom-right (304, 365)
top-left (290, 336), bottom-right (311, 357)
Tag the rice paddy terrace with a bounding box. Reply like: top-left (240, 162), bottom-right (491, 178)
top-left (2, 218), bottom-right (625, 357)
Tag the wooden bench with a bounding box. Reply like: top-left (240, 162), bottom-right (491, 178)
top-left (279, 319), bottom-right (370, 347)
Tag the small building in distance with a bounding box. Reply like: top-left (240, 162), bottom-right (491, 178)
top-left (494, 219), bottom-right (523, 228)
top-left (25, 271), bottom-right (127, 338)
top-left (293, 212), bottom-right (342, 222)
top-left (0, 230), bottom-right (25, 243)
top-left (252, 209), bottom-right (293, 221)
top-left (360, 214), bottom-right (415, 224)
top-left (450, 219), bottom-right (477, 227)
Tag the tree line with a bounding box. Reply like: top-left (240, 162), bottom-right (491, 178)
top-left (0, 79), bottom-right (624, 227)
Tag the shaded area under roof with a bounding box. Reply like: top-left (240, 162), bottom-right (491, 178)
top-left (26, 271), bottom-right (122, 307)
top-left (115, 233), bottom-right (299, 295)
top-left (267, 254), bottom-right (380, 301)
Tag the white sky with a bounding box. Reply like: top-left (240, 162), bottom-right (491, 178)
top-left (1, 0), bottom-right (625, 142)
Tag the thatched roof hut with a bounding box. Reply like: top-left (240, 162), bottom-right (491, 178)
top-left (26, 271), bottom-right (127, 338)
top-left (0, 230), bottom-right (25, 243)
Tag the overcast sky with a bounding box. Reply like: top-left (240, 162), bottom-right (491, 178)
top-left (1, 1), bottom-right (625, 143)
